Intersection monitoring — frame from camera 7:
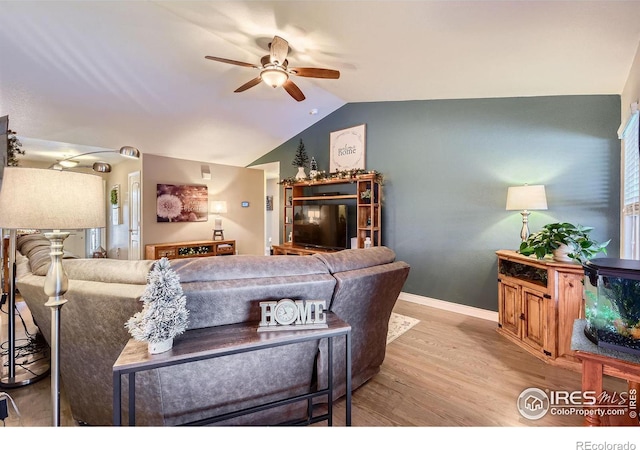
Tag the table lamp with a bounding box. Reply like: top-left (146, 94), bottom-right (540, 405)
top-left (506, 184), bottom-right (548, 241)
top-left (210, 200), bottom-right (227, 240)
top-left (0, 167), bottom-right (105, 426)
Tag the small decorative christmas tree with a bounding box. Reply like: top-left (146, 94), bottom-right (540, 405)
top-left (125, 258), bottom-right (189, 352)
top-left (309, 157), bottom-right (318, 178)
top-left (292, 139), bottom-right (309, 168)
top-left (7, 130), bottom-right (25, 167)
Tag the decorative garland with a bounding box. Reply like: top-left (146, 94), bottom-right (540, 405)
top-left (279, 169), bottom-right (383, 186)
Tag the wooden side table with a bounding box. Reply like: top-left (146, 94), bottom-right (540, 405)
top-left (571, 319), bottom-right (640, 426)
top-left (113, 312), bottom-right (352, 426)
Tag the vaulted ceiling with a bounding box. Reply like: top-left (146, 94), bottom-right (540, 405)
top-left (2, 1), bottom-right (640, 168)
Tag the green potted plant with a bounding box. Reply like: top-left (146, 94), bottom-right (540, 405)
top-left (519, 222), bottom-right (610, 263)
top-left (110, 187), bottom-right (118, 207)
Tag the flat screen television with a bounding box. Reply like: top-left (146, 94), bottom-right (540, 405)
top-left (293, 204), bottom-right (349, 251)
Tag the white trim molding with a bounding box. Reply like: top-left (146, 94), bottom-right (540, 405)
top-left (398, 291), bottom-right (498, 323)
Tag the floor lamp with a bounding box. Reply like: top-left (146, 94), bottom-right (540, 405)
top-left (0, 167), bottom-right (105, 426)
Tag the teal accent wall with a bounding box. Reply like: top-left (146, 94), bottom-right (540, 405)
top-left (250, 95), bottom-right (621, 311)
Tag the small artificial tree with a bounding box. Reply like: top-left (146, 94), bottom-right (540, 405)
top-left (308, 156), bottom-right (318, 179)
top-left (292, 139), bottom-right (309, 168)
top-left (7, 130), bottom-right (25, 166)
top-left (125, 257), bottom-right (189, 345)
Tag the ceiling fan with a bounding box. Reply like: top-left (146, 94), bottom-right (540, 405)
top-left (205, 35), bottom-right (340, 102)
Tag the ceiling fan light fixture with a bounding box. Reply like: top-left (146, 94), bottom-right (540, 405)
top-left (58, 160), bottom-right (79, 168)
top-left (261, 67), bottom-right (288, 88)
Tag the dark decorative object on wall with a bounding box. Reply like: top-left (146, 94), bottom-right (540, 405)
top-left (266, 195), bottom-right (273, 211)
top-left (156, 184), bottom-right (208, 222)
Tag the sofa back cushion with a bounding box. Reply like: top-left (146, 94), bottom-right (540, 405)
top-left (16, 233), bottom-right (61, 276)
top-left (62, 259), bottom-right (154, 285)
top-left (313, 246), bottom-right (397, 274)
top-left (171, 254), bottom-right (330, 281)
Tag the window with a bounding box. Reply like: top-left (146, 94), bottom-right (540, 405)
top-left (621, 110), bottom-right (639, 259)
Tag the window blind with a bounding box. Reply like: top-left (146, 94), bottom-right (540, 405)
top-left (621, 111), bottom-right (640, 259)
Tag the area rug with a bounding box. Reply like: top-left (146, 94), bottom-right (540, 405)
top-left (386, 312), bottom-right (420, 344)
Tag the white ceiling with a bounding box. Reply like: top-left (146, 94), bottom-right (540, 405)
top-left (2, 1), bottom-right (640, 168)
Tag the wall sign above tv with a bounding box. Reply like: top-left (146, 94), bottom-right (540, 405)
top-left (329, 123), bottom-right (366, 173)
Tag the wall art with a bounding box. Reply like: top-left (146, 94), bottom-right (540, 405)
top-left (156, 184), bottom-right (208, 222)
top-left (329, 123), bottom-right (366, 172)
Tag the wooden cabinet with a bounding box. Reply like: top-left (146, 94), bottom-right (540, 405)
top-left (282, 173), bottom-right (382, 250)
top-left (496, 250), bottom-right (584, 369)
top-left (145, 240), bottom-right (236, 260)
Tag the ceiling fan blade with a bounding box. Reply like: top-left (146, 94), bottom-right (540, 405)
top-left (234, 77), bottom-right (263, 93)
top-left (269, 36), bottom-right (289, 65)
top-left (205, 56), bottom-right (260, 69)
top-left (283, 79), bottom-right (305, 102)
top-left (289, 67), bottom-right (340, 79)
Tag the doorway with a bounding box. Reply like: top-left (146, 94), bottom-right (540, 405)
top-left (128, 171), bottom-right (141, 260)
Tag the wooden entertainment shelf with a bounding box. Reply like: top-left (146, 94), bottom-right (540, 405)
top-left (271, 242), bottom-right (338, 256)
top-left (282, 173), bottom-right (382, 250)
top-left (145, 240), bottom-right (235, 260)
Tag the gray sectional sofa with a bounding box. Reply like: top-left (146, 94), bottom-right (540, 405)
top-left (15, 234), bottom-right (410, 426)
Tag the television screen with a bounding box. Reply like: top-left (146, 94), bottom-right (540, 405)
top-left (293, 204), bottom-right (349, 250)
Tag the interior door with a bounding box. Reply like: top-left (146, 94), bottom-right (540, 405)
top-left (128, 171), bottom-right (141, 260)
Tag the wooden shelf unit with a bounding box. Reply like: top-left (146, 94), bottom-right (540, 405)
top-left (145, 240), bottom-right (236, 260)
top-left (271, 242), bottom-right (337, 256)
top-left (282, 174), bottom-right (382, 249)
top-left (496, 249), bottom-right (584, 371)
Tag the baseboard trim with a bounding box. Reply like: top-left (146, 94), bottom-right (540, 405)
top-left (398, 291), bottom-right (498, 323)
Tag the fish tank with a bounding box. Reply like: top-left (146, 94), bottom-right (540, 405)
top-left (583, 258), bottom-right (640, 356)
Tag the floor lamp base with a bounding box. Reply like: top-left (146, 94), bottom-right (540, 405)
top-left (0, 303), bottom-right (51, 389)
top-left (0, 367), bottom-right (50, 389)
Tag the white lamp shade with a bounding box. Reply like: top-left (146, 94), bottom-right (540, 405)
top-left (506, 185), bottom-right (548, 211)
top-left (261, 68), bottom-right (288, 88)
top-left (0, 167), bottom-right (106, 229)
top-left (210, 200), bottom-right (227, 214)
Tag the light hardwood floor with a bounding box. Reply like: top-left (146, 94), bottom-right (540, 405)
top-left (0, 298), bottom-right (631, 428)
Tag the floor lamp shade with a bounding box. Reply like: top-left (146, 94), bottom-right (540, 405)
top-left (0, 167), bottom-right (106, 229)
top-left (0, 167), bottom-right (105, 426)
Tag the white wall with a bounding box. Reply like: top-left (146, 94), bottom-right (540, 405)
top-left (621, 41), bottom-right (640, 127)
top-left (266, 177), bottom-right (280, 247)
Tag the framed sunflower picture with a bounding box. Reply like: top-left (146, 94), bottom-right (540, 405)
top-left (156, 184), bottom-right (208, 222)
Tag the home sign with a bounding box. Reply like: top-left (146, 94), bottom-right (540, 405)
top-left (257, 299), bottom-right (328, 332)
